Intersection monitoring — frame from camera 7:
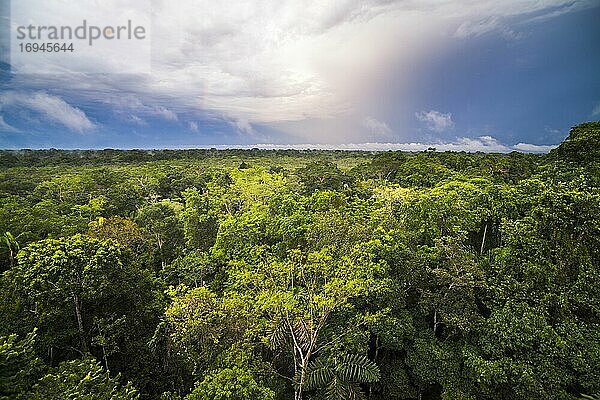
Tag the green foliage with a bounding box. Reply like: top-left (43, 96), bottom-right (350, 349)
top-left (185, 367), bottom-right (274, 400)
top-left (3, 234), bottom-right (165, 396)
top-left (0, 330), bottom-right (138, 400)
top-left (0, 330), bottom-right (45, 399)
top-left (0, 231), bottom-right (21, 269)
top-left (296, 161), bottom-right (354, 194)
top-left (29, 358), bottom-right (139, 400)
top-left (303, 354), bottom-right (380, 400)
top-left (550, 121), bottom-right (600, 165)
top-left (87, 216), bottom-right (152, 262)
top-left (136, 200), bottom-right (185, 268)
top-left (165, 286), bottom-right (254, 371)
top-left (181, 188), bottom-right (218, 251)
top-left (162, 250), bottom-right (215, 287)
top-left (0, 123), bottom-right (599, 400)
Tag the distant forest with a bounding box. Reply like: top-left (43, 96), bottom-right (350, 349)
top-left (1, 122), bottom-right (599, 400)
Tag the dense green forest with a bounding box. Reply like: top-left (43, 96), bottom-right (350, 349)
top-left (1, 122), bottom-right (599, 400)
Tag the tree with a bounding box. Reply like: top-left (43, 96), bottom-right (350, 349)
top-left (302, 354), bottom-right (379, 400)
top-left (237, 246), bottom-right (383, 400)
top-left (0, 330), bottom-right (44, 400)
top-left (5, 235), bottom-right (164, 371)
top-left (181, 188), bottom-right (218, 251)
top-left (136, 200), bottom-right (185, 269)
top-left (0, 231), bottom-right (22, 268)
top-left (162, 250), bottom-right (215, 288)
top-left (185, 367), bottom-right (274, 400)
top-left (29, 358), bottom-right (139, 400)
top-left (87, 216), bottom-right (152, 265)
top-left (1, 126), bottom-right (600, 399)
top-left (296, 161), bottom-right (354, 194)
top-left (550, 121), bottom-right (600, 166)
top-left (164, 286), bottom-right (256, 375)
top-left (456, 174), bottom-right (600, 399)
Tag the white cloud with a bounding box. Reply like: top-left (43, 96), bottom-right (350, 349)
top-left (592, 102), bottom-right (600, 117)
top-left (231, 118), bottom-right (257, 136)
top-left (454, 17), bottom-right (501, 38)
top-left (523, 0), bottom-right (597, 24)
top-left (0, 92), bottom-right (94, 133)
top-left (416, 110), bottom-right (454, 133)
top-left (5, 0), bottom-right (595, 142)
top-left (0, 116), bottom-right (20, 132)
top-left (127, 114), bottom-right (147, 126)
top-left (454, 16), bottom-right (522, 40)
top-left (512, 142), bottom-right (557, 152)
top-left (189, 121), bottom-right (199, 132)
top-left (186, 136), bottom-right (556, 153)
top-left (103, 94), bottom-right (186, 123)
top-left (10, 0), bottom-right (151, 74)
top-left (155, 106), bottom-right (178, 122)
top-left (362, 116), bottom-right (392, 139)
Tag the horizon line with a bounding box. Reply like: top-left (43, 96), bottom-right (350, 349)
top-left (0, 140), bottom-right (558, 154)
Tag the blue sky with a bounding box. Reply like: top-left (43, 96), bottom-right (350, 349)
top-left (0, 0), bottom-right (599, 150)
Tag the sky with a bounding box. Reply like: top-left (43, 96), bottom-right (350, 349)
top-left (0, 0), bottom-right (599, 151)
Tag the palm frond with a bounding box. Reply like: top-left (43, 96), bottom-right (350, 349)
top-left (325, 377), bottom-right (348, 400)
top-left (267, 320), bottom-right (287, 349)
top-left (303, 358), bottom-right (335, 389)
top-left (294, 320), bottom-right (312, 351)
top-left (324, 378), bottom-right (364, 400)
top-left (301, 354), bottom-right (379, 400)
top-left (336, 354), bottom-right (380, 383)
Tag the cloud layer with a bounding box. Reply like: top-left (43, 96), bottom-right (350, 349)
top-left (0, 91), bottom-right (95, 133)
top-left (416, 110), bottom-right (455, 133)
top-left (174, 136), bottom-right (556, 153)
top-left (2, 0), bottom-right (597, 146)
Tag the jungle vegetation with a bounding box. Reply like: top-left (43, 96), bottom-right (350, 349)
top-left (0, 122), bottom-right (599, 400)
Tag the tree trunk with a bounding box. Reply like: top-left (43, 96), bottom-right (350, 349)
top-left (295, 378), bottom-right (304, 400)
top-left (480, 223), bottom-right (488, 255)
top-left (156, 233), bottom-right (166, 269)
top-left (294, 355), bottom-right (307, 400)
top-left (368, 336), bottom-right (380, 397)
top-left (72, 293), bottom-right (88, 353)
top-left (97, 322), bottom-right (110, 372)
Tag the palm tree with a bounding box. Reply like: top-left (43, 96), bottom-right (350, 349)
top-left (299, 354), bottom-right (380, 400)
top-left (1, 231), bottom-right (23, 267)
